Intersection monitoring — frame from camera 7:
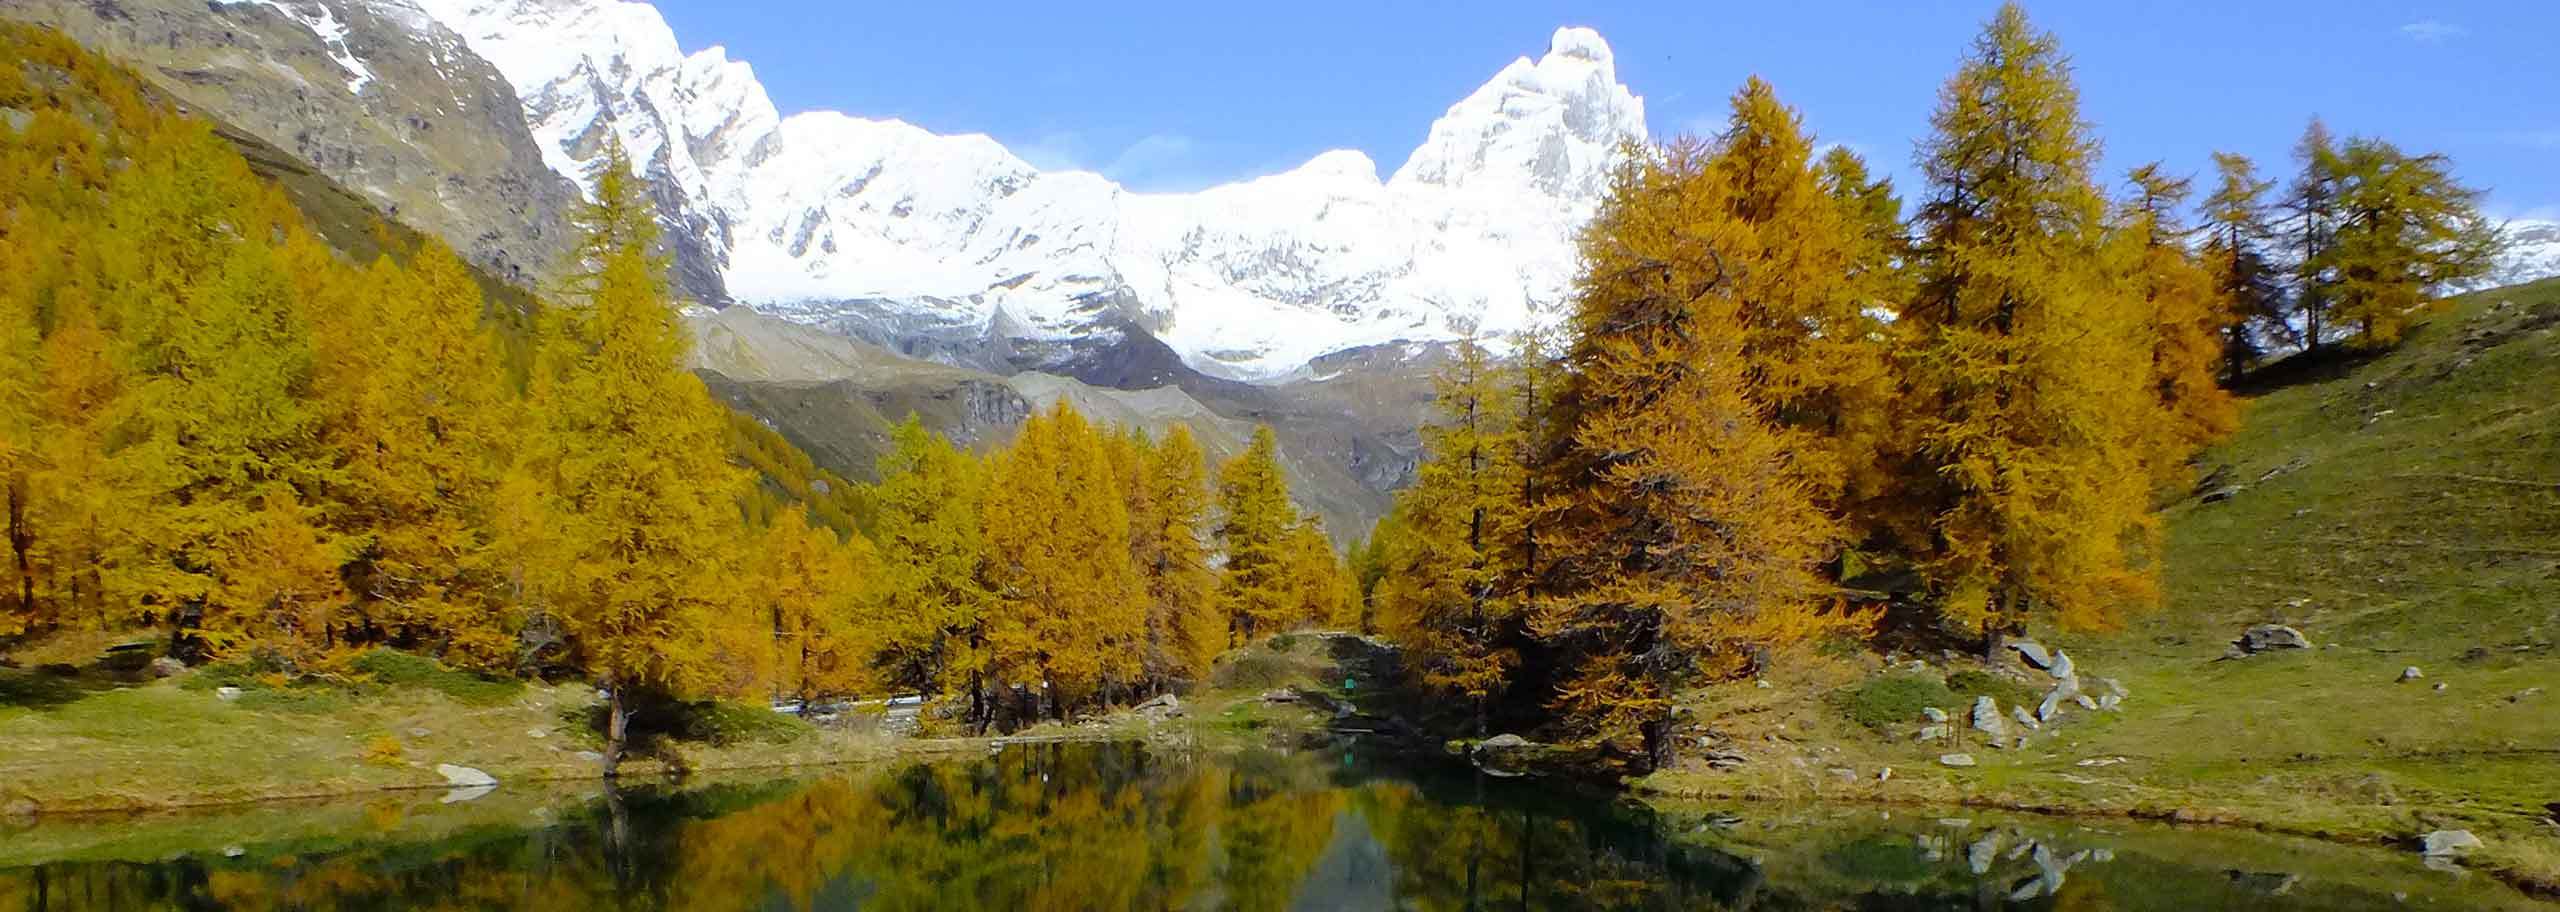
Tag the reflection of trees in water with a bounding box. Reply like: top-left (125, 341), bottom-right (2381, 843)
top-left (0, 746), bottom-right (2469, 911)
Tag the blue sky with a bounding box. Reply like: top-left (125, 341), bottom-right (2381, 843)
top-left (653, 1), bottom-right (2558, 218)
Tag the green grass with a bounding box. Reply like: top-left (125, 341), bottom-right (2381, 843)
top-left (1828, 673), bottom-right (1959, 730)
top-left (347, 650), bottom-right (524, 707)
top-left (1653, 281), bottom-right (2560, 898)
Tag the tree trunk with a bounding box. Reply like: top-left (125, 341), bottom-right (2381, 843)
top-left (1639, 715), bottom-right (1672, 774)
top-left (9, 477), bottom-right (33, 621)
top-left (602, 684), bottom-right (628, 779)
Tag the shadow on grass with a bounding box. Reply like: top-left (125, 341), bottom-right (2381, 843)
top-left (0, 667), bottom-right (97, 710)
top-left (2230, 343), bottom-right (2396, 397)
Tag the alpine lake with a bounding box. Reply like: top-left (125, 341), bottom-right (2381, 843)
top-left (0, 741), bottom-right (2541, 910)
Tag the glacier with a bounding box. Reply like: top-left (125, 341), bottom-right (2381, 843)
top-left (413, 0), bottom-right (1644, 381)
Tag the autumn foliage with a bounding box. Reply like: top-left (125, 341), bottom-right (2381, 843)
top-left (0, 24), bottom-right (1353, 745)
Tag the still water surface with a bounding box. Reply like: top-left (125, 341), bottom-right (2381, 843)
top-left (0, 742), bottom-right (2538, 910)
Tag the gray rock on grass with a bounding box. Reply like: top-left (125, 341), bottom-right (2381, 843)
top-left (1972, 697), bottom-right (2008, 738)
top-left (2420, 830), bottom-right (2482, 858)
top-left (436, 764), bottom-right (497, 788)
top-left (2228, 624), bottom-right (2311, 657)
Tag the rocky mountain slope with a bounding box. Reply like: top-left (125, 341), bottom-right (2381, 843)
top-left (687, 307), bottom-right (1423, 539)
top-left (1, 0), bottom-right (581, 288)
top-left (417, 0), bottom-right (1643, 381)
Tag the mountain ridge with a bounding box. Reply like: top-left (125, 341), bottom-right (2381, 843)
top-left (415, 0), bottom-right (1645, 380)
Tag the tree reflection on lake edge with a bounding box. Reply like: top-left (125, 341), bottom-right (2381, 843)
top-left (0, 742), bottom-right (2537, 910)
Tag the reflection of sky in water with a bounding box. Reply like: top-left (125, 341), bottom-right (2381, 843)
top-left (0, 743), bottom-right (2530, 910)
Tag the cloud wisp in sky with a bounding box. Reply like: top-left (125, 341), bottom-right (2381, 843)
top-left (2398, 20), bottom-right (2468, 44)
top-left (1016, 129), bottom-right (1251, 193)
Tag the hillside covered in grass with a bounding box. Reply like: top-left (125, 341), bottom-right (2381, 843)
top-left (1646, 278), bottom-right (2560, 894)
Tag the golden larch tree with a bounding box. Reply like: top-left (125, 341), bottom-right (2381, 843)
top-left (1903, 3), bottom-right (2159, 640)
top-left (519, 140), bottom-right (748, 774)
top-left (1532, 136), bottom-right (1860, 770)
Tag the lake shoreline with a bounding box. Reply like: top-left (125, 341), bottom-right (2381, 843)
top-left (1638, 766), bottom-right (2560, 900)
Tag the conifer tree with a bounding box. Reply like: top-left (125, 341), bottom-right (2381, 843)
top-left (1215, 426), bottom-right (1298, 643)
top-left (2200, 152), bottom-right (2291, 374)
top-left (1374, 333), bottom-right (1526, 729)
top-left (1533, 137), bottom-right (1859, 769)
top-left (869, 416), bottom-right (991, 712)
top-left (2321, 139), bottom-right (2500, 346)
top-left (1904, 2), bottom-right (2159, 640)
top-left (0, 231), bottom-right (37, 635)
top-left (981, 402), bottom-right (1145, 714)
top-left (1706, 79), bottom-right (1901, 551)
top-left (752, 506), bottom-right (877, 709)
top-left (30, 289), bottom-right (122, 630)
top-left (521, 140), bottom-right (747, 775)
top-left (109, 193), bottom-right (347, 661)
top-left (2116, 163), bottom-right (2240, 464)
top-left (2284, 119), bottom-right (2343, 352)
top-left (318, 244), bottom-right (516, 664)
top-left (1124, 425), bottom-right (1221, 685)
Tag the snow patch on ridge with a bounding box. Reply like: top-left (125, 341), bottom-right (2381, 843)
top-left (216, 0), bottom-right (378, 93)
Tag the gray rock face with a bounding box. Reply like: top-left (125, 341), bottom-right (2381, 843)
top-left (1922, 706), bottom-right (1950, 723)
top-left (2399, 666), bottom-right (2423, 682)
top-left (1938, 753), bottom-right (1977, 767)
top-left (2420, 829), bottom-right (2482, 857)
top-left (2010, 706), bottom-right (2040, 730)
top-left (1477, 733), bottom-right (1530, 751)
top-left (2047, 650), bottom-right (2075, 679)
top-left (1971, 697), bottom-right (2008, 738)
top-left (2008, 639), bottom-right (2054, 670)
top-left (435, 764), bottom-right (497, 788)
top-left (2037, 677), bottom-right (2083, 722)
top-left (1918, 724), bottom-right (1952, 741)
top-left (148, 656), bottom-right (186, 679)
top-left (1133, 692), bottom-right (1183, 719)
top-left (1, 0), bottom-right (583, 292)
top-left (2229, 624), bottom-right (2312, 657)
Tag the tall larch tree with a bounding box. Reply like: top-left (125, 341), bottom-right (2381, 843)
top-left (2322, 138), bottom-right (2500, 347)
top-left (96, 130), bottom-right (348, 661)
top-left (2200, 152), bottom-right (2291, 375)
top-left (1904, 3), bottom-right (2159, 641)
top-left (2116, 163), bottom-right (2240, 467)
top-left (1215, 426), bottom-right (1298, 643)
top-left (981, 402), bottom-right (1145, 715)
top-left (30, 289), bottom-right (123, 631)
top-left (1374, 332), bottom-right (1526, 730)
top-left (869, 416), bottom-right (991, 713)
top-left (2283, 118), bottom-right (2343, 352)
top-left (522, 140), bottom-right (747, 775)
top-left (1532, 135), bottom-right (1858, 770)
top-left (752, 506), bottom-right (877, 709)
top-left (1707, 78), bottom-right (1898, 516)
top-left (317, 244), bottom-right (516, 665)
top-left (1811, 145), bottom-right (1916, 551)
top-left (1124, 425), bottom-right (1221, 686)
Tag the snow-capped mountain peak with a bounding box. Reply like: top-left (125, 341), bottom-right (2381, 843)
top-left (1392, 26), bottom-right (1645, 201)
top-left (415, 0), bottom-right (1646, 380)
